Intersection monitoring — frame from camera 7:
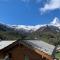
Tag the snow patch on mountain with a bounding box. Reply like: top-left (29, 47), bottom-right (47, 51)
top-left (11, 24), bottom-right (46, 31)
top-left (50, 17), bottom-right (60, 25)
top-left (50, 17), bottom-right (60, 28)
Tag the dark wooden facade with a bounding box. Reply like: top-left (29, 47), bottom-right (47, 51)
top-left (0, 40), bottom-right (54, 60)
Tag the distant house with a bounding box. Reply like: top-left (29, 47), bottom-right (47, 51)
top-left (0, 40), bottom-right (55, 60)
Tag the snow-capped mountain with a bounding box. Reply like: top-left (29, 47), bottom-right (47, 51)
top-left (0, 17), bottom-right (60, 32)
top-left (11, 24), bottom-right (46, 31)
top-left (0, 17), bottom-right (60, 40)
top-left (11, 17), bottom-right (60, 31)
top-left (50, 17), bottom-right (60, 25)
top-left (50, 17), bottom-right (60, 28)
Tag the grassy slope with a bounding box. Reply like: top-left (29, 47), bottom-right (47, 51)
top-left (55, 52), bottom-right (60, 59)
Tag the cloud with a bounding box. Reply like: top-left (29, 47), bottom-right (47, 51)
top-left (40, 0), bottom-right (60, 13)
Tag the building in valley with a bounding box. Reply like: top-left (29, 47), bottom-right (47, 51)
top-left (0, 40), bottom-right (55, 60)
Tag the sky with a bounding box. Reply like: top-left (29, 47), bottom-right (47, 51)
top-left (0, 0), bottom-right (60, 25)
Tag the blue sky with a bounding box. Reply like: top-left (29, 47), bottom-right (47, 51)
top-left (0, 0), bottom-right (60, 25)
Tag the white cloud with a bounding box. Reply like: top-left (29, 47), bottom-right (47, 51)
top-left (40, 0), bottom-right (60, 13)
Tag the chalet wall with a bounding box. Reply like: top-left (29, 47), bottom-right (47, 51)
top-left (0, 44), bottom-right (54, 60)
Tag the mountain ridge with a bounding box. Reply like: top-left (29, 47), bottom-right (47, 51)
top-left (10, 17), bottom-right (60, 31)
top-left (0, 17), bottom-right (60, 32)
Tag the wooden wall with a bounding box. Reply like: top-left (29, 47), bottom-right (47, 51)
top-left (0, 43), bottom-right (54, 60)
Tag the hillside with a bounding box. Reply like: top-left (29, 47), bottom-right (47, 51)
top-left (26, 25), bottom-right (60, 45)
top-left (0, 23), bottom-right (28, 40)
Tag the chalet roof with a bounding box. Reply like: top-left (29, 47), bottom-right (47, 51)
top-left (0, 40), bottom-right (16, 50)
top-left (0, 40), bottom-right (55, 56)
top-left (21, 40), bottom-right (55, 55)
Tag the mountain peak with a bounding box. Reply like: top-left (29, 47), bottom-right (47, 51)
top-left (50, 17), bottom-right (60, 25)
